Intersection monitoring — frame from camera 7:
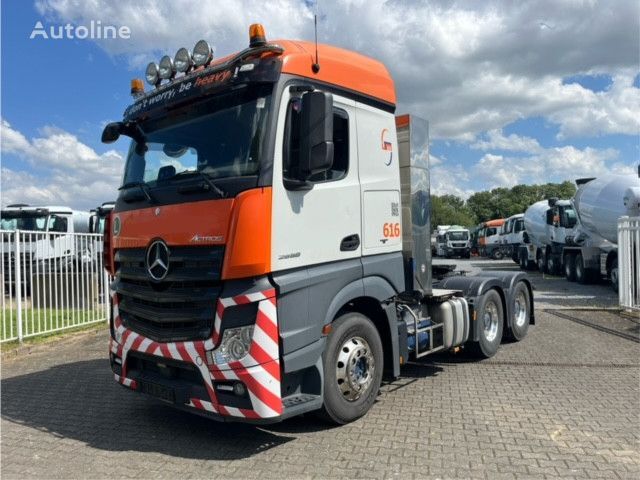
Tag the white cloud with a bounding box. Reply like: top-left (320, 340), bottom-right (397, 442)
top-left (471, 129), bottom-right (542, 153)
top-left (34, 0), bottom-right (640, 140)
top-left (471, 145), bottom-right (621, 190)
top-left (0, 119), bottom-right (123, 210)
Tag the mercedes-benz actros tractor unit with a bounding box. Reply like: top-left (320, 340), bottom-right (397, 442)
top-left (102, 25), bottom-right (534, 424)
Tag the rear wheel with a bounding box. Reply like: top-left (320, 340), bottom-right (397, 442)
top-left (610, 258), bottom-right (619, 292)
top-left (537, 250), bottom-right (545, 273)
top-left (519, 249), bottom-right (527, 270)
top-left (546, 251), bottom-right (558, 275)
top-left (576, 253), bottom-right (596, 285)
top-left (319, 312), bottom-right (383, 424)
top-left (564, 254), bottom-right (576, 282)
top-left (491, 249), bottom-right (503, 260)
top-left (508, 282), bottom-right (530, 341)
top-left (471, 289), bottom-right (504, 358)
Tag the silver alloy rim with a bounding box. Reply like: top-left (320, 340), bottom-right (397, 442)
top-left (514, 291), bottom-right (527, 327)
top-left (483, 301), bottom-right (499, 342)
top-left (611, 267), bottom-right (618, 287)
top-left (335, 336), bottom-right (374, 402)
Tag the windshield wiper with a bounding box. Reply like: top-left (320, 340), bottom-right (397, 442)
top-left (172, 170), bottom-right (227, 198)
top-left (119, 181), bottom-right (156, 203)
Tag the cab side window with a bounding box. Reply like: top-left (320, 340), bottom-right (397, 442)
top-left (49, 215), bottom-right (68, 233)
top-left (283, 98), bottom-right (349, 183)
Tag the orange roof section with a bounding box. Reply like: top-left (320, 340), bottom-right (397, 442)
top-left (273, 40), bottom-right (396, 106)
top-left (484, 219), bottom-right (505, 227)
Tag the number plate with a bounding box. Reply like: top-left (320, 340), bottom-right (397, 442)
top-left (139, 380), bottom-right (175, 403)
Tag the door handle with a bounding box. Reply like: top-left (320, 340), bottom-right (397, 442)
top-left (340, 234), bottom-right (360, 251)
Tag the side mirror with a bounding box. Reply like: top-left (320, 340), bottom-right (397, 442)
top-left (547, 197), bottom-right (558, 207)
top-left (545, 209), bottom-right (554, 225)
top-left (299, 91), bottom-right (334, 180)
top-left (101, 122), bottom-right (123, 144)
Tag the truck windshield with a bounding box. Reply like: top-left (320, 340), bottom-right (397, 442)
top-left (0, 214), bottom-right (48, 231)
top-left (447, 231), bottom-right (469, 241)
top-left (122, 84), bottom-right (272, 187)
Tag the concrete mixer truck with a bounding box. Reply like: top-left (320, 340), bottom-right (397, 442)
top-left (562, 174), bottom-right (640, 289)
top-left (519, 199), bottom-right (577, 273)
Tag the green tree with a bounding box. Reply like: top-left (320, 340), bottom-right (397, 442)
top-left (430, 195), bottom-right (476, 230)
top-left (466, 181), bottom-right (577, 223)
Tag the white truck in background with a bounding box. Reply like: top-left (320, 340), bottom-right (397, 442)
top-left (433, 225), bottom-right (451, 257)
top-left (89, 202), bottom-right (115, 235)
top-left (1, 205), bottom-right (91, 284)
top-left (439, 225), bottom-right (471, 258)
top-left (519, 198), bottom-right (577, 273)
top-left (500, 213), bottom-right (525, 263)
top-left (562, 174), bottom-right (640, 289)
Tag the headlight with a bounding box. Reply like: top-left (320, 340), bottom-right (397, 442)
top-left (158, 55), bottom-right (175, 80)
top-left (192, 39), bottom-right (212, 67)
top-left (174, 48), bottom-right (192, 73)
top-left (145, 62), bottom-right (159, 85)
top-left (207, 325), bottom-right (254, 365)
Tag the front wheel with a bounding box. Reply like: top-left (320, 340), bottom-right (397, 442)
top-left (491, 249), bottom-right (503, 260)
top-left (471, 289), bottom-right (504, 358)
top-left (319, 312), bottom-right (384, 424)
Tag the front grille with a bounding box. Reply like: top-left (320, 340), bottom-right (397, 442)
top-left (115, 246), bottom-right (224, 342)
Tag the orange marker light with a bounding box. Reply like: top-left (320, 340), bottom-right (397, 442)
top-left (130, 78), bottom-right (144, 98)
top-left (249, 23), bottom-right (267, 47)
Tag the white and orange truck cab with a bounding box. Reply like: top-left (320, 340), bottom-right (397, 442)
top-left (102, 25), bottom-right (534, 424)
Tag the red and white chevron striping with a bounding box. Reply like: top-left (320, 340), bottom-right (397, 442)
top-left (109, 288), bottom-right (282, 419)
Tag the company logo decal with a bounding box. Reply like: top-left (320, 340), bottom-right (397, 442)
top-left (113, 216), bottom-right (121, 236)
top-left (146, 240), bottom-right (170, 281)
top-left (381, 129), bottom-right (393, 166)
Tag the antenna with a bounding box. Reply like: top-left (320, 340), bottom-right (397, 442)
top-left (312, 13), bottom-right (320, 73)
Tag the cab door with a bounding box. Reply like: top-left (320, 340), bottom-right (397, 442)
top-left (271, 88), bottom-right (361, 272)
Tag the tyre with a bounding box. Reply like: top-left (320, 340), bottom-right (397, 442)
top-left (546, 251), bottom-right (558, 275)
top-left (491, 249), bottom-right (503, 260)
top-left (508, 282), bottom-right (530, 341)
top-left (319, 312), bottom-right (384, 424)
top-left (564, 254), bottom-right (576, 282)
top-left (471, 289), bottom-right (504, 358)
top-left (609, 258), bottom-right (619, 292)
top-left (519, 250), bottom-right (527, 270)
top-left (464, 251), bottom-right (471, 259)
top-left (576, 253), bottom-right (596, 285)
top-left (537, 250), bottom-right (545, 273)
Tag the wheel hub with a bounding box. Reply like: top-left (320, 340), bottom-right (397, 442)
top-left (483, 301), bottom-right (499, 342)
top-left (335, 336), bottom-right (375, 402)
top-left (514, 291), bottom-right (527, 327)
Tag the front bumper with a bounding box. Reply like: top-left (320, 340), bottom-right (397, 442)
top-left (109, 288), bottom-right (283, 422)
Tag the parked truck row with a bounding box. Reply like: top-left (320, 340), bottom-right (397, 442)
top-left (519, 174), bottom-right (640, 290)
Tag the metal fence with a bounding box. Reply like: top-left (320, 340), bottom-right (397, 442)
top-left (1, 230), bottom-right (110, 342)
top-left (618, 216), bottom-right (640, 311)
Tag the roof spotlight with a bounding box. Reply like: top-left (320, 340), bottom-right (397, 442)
top-left (145, 62), bottom-right (159, 86)
top-left (174, 47), bottom-right (192, 73)
top-left (192, 40), bottom-right (213, 67)
top-left (158, 55), bottom-right (175, 80)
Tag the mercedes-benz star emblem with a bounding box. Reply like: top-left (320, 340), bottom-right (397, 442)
top-left (146, 240), bottom-right (170, 281)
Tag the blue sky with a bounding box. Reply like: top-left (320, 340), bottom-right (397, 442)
top-left (1, 0), bottom-right (639, 209)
